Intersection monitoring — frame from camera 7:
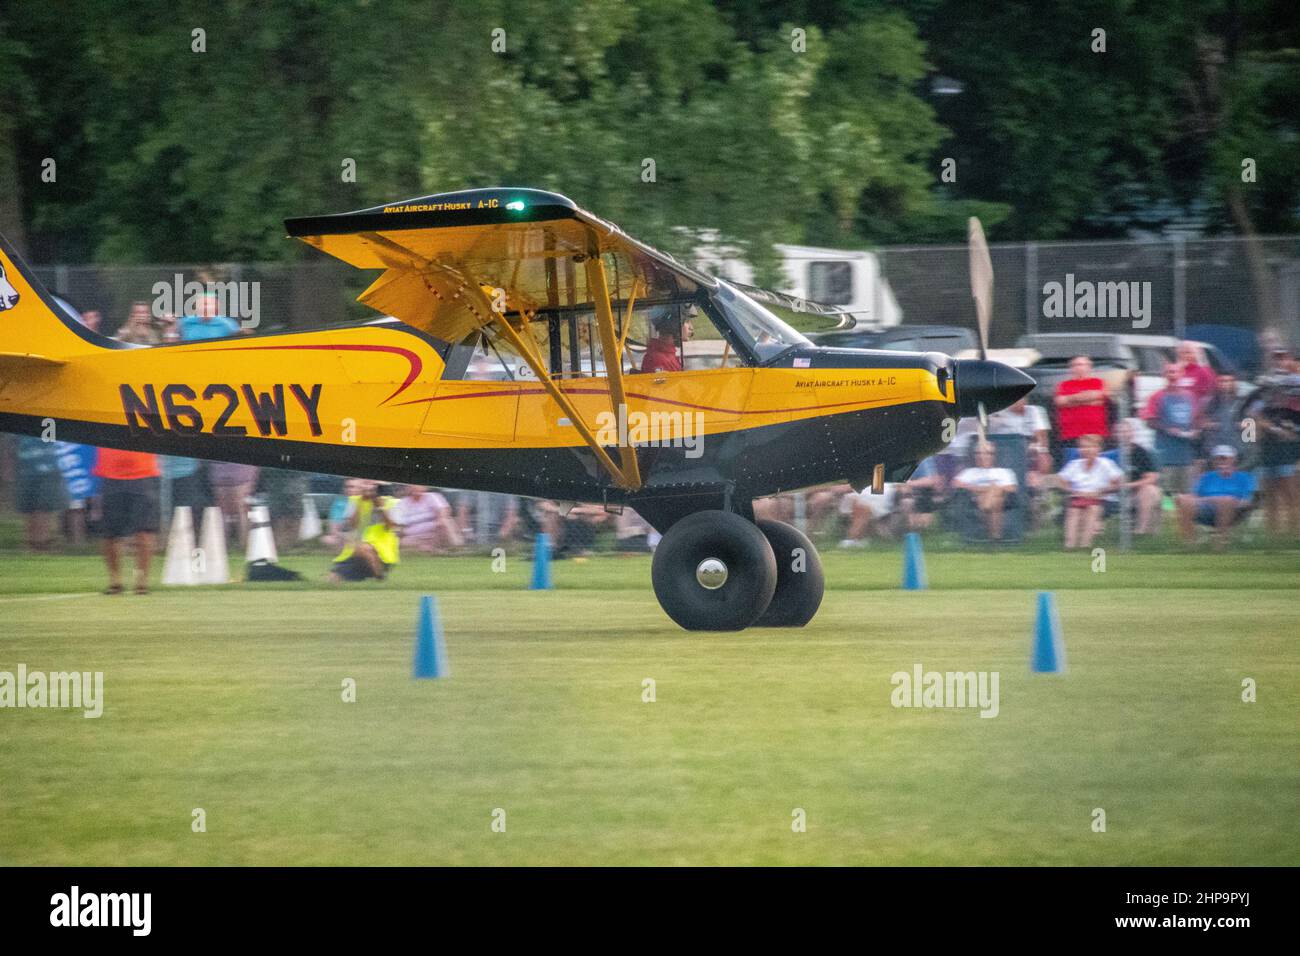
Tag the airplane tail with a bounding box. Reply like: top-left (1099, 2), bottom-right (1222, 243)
top-left (0, 231), bottom-right (124, 372)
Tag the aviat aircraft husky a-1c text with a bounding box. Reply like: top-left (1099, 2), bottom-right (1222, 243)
top-left (0, 188), bottom-right (1032, 630)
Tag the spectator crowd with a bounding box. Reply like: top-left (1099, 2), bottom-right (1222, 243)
top-left (3, 290), bottom-right (1297, 587)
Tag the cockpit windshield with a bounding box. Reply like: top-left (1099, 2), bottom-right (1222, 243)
top-left (710, 280), bottom-right (811, 361)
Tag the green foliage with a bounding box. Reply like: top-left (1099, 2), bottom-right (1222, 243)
top-left (2, 0), bottom-right (1293, 267)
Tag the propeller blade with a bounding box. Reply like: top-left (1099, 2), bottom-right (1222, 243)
top-left (968, 216), bottom-right (993, 361)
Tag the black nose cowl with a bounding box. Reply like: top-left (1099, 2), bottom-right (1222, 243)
top-left (952, 359), bottom-right (1035, 416)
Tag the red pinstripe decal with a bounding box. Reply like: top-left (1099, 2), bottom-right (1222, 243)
top-left (189, 343), bottom-right (423, 405)
top-left (395, 385), bottom-right (912, 417)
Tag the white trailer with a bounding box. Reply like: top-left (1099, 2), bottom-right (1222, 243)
top-left (690, 238), bottom-right (903, 328)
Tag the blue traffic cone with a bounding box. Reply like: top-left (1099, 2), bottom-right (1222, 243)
top-left (901, 532), bottom-right (928, 590)
top-left (1031, 591), bottom-right (1066, 673)
top-left (412, 594), bottom-right (448, 679)
top-left (530, 532), bottom-right (553, 590)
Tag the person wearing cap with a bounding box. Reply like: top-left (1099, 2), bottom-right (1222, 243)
top-left (1175, 445), bottom-right (1257, 551)
top-left (639, 308), bottom-right (693, 374)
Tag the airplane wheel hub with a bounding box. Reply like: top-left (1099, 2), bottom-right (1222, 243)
top-left (695, 557), bottom-right (728, 590)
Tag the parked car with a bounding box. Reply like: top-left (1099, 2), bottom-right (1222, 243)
top-left (1014, 333), bottom-right (1137, 404)
top-left (810, 323), bottom-right (978, 356)
top-left (1118, 334), bottom-right (1249, 415)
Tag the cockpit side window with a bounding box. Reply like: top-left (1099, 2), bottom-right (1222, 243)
top-left (444, 330), bottom-right (523, 382)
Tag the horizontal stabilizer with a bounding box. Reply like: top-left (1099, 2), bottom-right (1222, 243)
top-left (0, 351), bottom-right (67, 370)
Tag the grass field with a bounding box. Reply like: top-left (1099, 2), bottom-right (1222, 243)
top-left (1, 546), bottom-right (1296, 866)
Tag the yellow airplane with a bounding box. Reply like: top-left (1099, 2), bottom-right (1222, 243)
top-left (0, 188), bottom-right (1031, 630)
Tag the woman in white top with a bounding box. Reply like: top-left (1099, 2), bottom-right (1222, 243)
top-left (1056, 434), bottom-right (1124, 549)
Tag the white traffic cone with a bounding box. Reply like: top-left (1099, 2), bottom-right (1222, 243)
top-left (161, 506), bottom-right (197, 586)
top-left (298, 494), bottom-right (323, 541)
top-left (245, 503), bottom-right (279, 564)
top-left (197, 506), bottom-right (231, 584)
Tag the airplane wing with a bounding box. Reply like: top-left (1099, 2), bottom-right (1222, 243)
top-left (285, 188), bottom-right (715, 342)
top-left (726, 281), bottom-right (859, 329)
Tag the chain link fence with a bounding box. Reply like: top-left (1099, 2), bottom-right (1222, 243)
top-left (32, 234), bottom-right (1300, 354)
top-left (878, 235), bottom-right (1300, 356)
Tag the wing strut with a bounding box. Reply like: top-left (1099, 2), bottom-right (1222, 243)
top-left (583, 234), bottom-right (643, 490)
top-left (352, 230), bottom-right (643, 490)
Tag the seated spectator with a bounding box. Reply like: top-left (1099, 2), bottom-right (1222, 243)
top-left (1142, 362), bottom-right (1200, 495)
top-left (896, 457), bottom-right (945, 532)
top-left (1053, 356), bottom-right (1109, 461)
top-left (329, 480), bottom-right (400, 581)
top-left (988, 397), bottom-right (1050, 453)
top-left (839, 483), bottom-right (898, 547)
top-left (1056, 434), bottom-right (1123, 550)
top-left (951, 443), bottom-right (1017, 541)
top-left (615, 508), bottom-right (654, 552)
top-left (77, 308), bottom-right (103, 333)
top-left (396, 485), bottom-right (463, 553)
top-left (805, 483), bottom-right (850, 537)
top-left (93, 446), bottom-right (161, 594)
top-left (1176, 446), bottom-right (1257, 551)
top-left (938, 416), bottom-right (981, 473)
top-left (115, 301), bottom-right (166, 346)
top-left (179, 291), bottom-right (241, 341)
top-left (753, 495), bottom-right (795, 524)
top-left (452, 490), bottom-right (520, 544)
top-left (556, 503), bottom-right (612, 558)
top-left (1115, 419), bottom-right (1163, 535)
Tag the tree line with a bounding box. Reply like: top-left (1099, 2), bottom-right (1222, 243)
top-left (0, 0), bottom-right (1295, 282)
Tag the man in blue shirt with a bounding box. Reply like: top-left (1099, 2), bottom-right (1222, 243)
top-left (178, 292), bottom-right (241, 341)
top-left (1176, 445), bottom-right (1257, 550)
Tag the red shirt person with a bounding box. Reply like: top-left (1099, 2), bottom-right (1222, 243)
top-left (1054, 355), bottom-right (1109, 441)
top-left (639, 311), bottom-right (693, 374)
top-left (1174, 341), bottom-right (1216, 401)
top-left (92, 447), bottom-right (162, 595)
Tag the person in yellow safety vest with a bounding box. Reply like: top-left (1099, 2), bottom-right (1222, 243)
top-left (329, 480), bottom-right (401, 582)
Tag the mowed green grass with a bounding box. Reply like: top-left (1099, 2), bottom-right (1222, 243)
top-left (0, 548), bottom-right (1296, 866)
